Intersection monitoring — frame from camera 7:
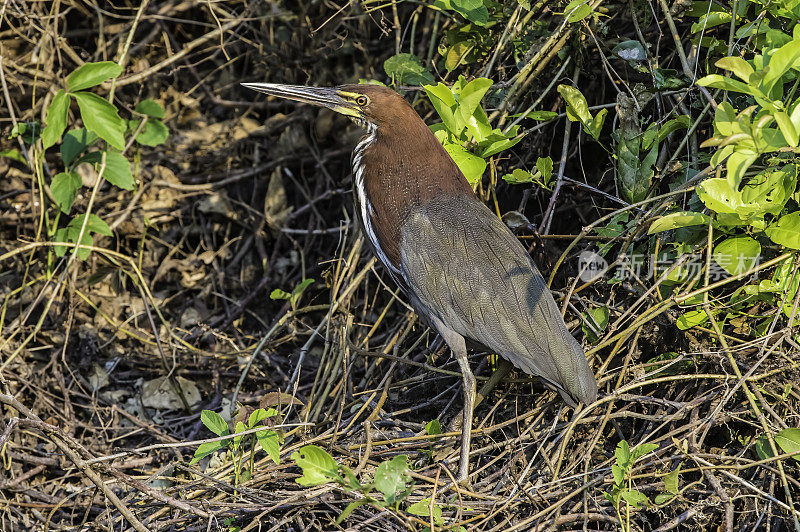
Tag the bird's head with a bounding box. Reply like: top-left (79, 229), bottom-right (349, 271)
top-left (242, 82), bottom-right (415, 131)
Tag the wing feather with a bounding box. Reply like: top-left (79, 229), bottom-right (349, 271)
top-left (399, 195), bottom-right (597, 404)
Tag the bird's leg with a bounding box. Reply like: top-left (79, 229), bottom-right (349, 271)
top-left (453, 343), bottom-right (476, 485)
top-left (431, 319), bottom-right (474, 485)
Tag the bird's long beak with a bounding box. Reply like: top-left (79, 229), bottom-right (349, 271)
top-left (241, 82), bottom-right (359, 118)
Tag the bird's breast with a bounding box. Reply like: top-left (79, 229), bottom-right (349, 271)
top-left (351, 127), bottom-right (474, 280)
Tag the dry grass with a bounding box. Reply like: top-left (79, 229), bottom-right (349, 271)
top-left (1, 1), bottom-right (798, 530)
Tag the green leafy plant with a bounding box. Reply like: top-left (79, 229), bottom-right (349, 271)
top-left (191, 408), bottom-right (284, 486)
top-left (291, 445), bottom-right (417, 524)
top-left (19, 61), bottom-right (169, 261)
top-left (755, 427), bottom-right (800, 461)
top-left (270, 278), bottom-right (315, 310)
top-left (501, 156), bottom-right (554, 190)
top-left (581, 305), bottom-right (609, 344)
top-left (603, 440), bottom-right (658, 531)
top-left (384, 54), bottom-right (434, 86)
top-left (642, 31), bottom-right (800, 329)
top-left (424, 76), bottom-right (523, 185)
top-left (558, 84), bottom-right (608, 142)
top-left (434, 0), bottom-right (489, 27)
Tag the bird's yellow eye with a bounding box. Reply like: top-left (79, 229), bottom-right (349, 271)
top-left (356, 95), bottom-right (368, 106)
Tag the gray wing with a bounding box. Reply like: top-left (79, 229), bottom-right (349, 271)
top-left (399, 195), bottom-right (597, 405)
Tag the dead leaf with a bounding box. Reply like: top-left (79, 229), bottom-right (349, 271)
top-left (198, 191), bottom-right (235, 218)
top-left (264, 168), bottom-right (292, 233)
top-left (141, 376), bottom-right (201, 410)
top-left (259, 391), bottom-right (304, 409)
top-left (88, 363), bottom-right (109, 392)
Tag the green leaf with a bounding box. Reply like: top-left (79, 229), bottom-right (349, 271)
top-left (61, 128), bottom-right (99, 165)
top-left (755, 436), bottom-right (773, 460)
top-left (713, 236), bottom-right (761, 276)
top-left (696, 177), bottom-right (744, 215)
top-left (131, 118), bottom-right (169, 147)
top-left (581, 305), bottom-right (609, 343)
top-left (558, 85), bottom-right (592, 124)
top-left (664, 465), bottom-right (681, 494)
top-left (67, 61), bottom-right (123, 92)
top-left (654, 493), bottom-right (673, 505)
top-left (290, 445), bottom-right (342, 486)
top-left (455, 78), bottom-right (493, 132)
top-left (536, 156), bottom-right (553, 186)
top-left (383, 53), bottom-right (434, 86)
top-left (766, 212), bottom-right (800, 249)
top-left (444, 143), bottom-right (486, 185)
top-left (425, 419), bottom-right (442, 435)
top-left (201, 410), bottom-right (230, 436)
top-left (563, 0), bottom-right (592, 22)
top-left (248, 407), bottom-right (277, 428)
top-left (517, 110), bottom-right (558, 121)
top-left (677, 309), bottom-right (708, 330)
top-left (696, 74), bottom-right (755, 95)
top-left (502, 168), bottom-right (534, 184)
top-left (691, 11), bottom-right (731, 33)
top-left (0, 149), bottom-right (26, 164)
top-left (256, 429), bottom-right (281, 464)
top-left (336, 500), bottom-right (370, 525)
top-left (648, 211), bottom-right (710, 234)
top-left (611, 464), bottom-right (624, 486)
top-left (72, 92), bottom-right (125, 150)
top-left (479, 130), bottom-right (523, 158)
top-left (341, 465), bottom-right (363, 491)
top-left (604, 488), bottom-right (621, 509)
top-left (775, 111), bottom-right (799, 147)
top-left (725, 149), bottom-right (758, 189)
top-left (190, 441), bottom-right (227, 464)
top-left (584, 106), bottom-right (606, 139)
top-left (445, 38), bottom-right (476, 71)
top-left (50, 172), bottom-right (82, 213)
top-left (621, 489), bottom-right (650, 508)
top-left (270, 288), bottom-right (291, 300)
top-left (406, 498), bottom-right (444, 525)
top-left (102, 150), bottom-right (135, 190)
top-left (715, 57), bottom-right (754, 82)
top-left (135, 99), bottom-right (166, 119)
top-left (763, 39), bottom-right (800, 93)
top-left (64, 224), bottom-right (94, 260)
top-left (233, 421), bottom-right (247, 449)
top-left (53, 228), bottom-right (69, 257)
top-left (775, 428), bottom-right (800, 460)
top-left (42, 90), bottom-right (70, 150)
top-left (450, 0), bottom-right (489, 25)
top-left (615, 440), bottom-right (631, 469)
top-left (631, 443), bottom-right (658, 461)
top-left (657, 115), bottom-right (691, 142)
top-left (374, 455), bottom-right (410, 502)
top-left (69, 213), bottom-right (112, 237)
top-left (423, 83), bottom-right (459, 135)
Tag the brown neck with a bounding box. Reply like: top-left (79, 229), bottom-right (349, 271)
top-left (355, 110), bottom-right (473, 271)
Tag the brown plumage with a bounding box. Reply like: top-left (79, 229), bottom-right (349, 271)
top-left (243, 82), bottom-right (598, 483)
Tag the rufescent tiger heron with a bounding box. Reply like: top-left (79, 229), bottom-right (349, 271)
top-left (242, 82), bottom-right (598, 483)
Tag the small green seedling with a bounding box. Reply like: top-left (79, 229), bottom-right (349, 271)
top-left (603, 440), bottom-right (657, 532)
top-left (270, 278), bottom-right (314, 310)
top-left (191, 408), bottom-right (283, 486)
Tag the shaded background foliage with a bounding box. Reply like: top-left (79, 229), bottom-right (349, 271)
top-left (1, 0), bottom-right (799, 530)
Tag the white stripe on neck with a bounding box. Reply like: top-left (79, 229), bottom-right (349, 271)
top-left (352, 123), bottom-right (400, 274)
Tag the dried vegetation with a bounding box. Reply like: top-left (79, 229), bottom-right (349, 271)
top-left (1, 0), bottom-right (799, 531)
